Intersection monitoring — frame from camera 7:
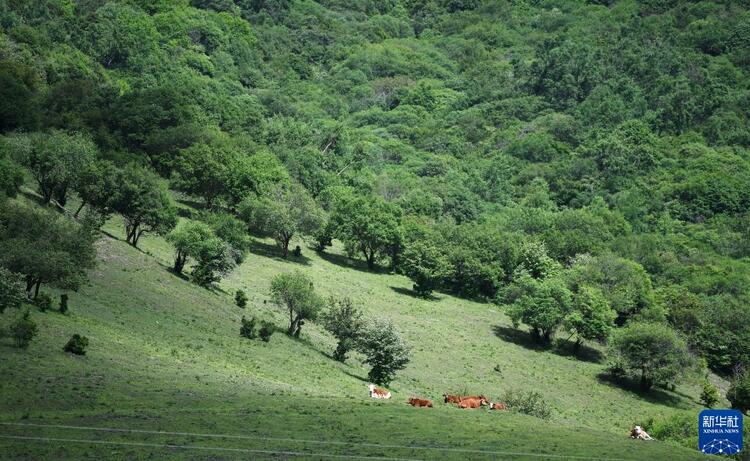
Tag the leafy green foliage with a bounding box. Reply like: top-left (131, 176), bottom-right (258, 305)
top-left (111, 165), bottom-right (178, 248)
top-left (501, 389), bottom-right (552, 420)
top-left (506, 273), bottom-right (572, 343)
top-left (9, 309), bottom-right (37, 349)
top-left (235, 289), bottom-right (248, 308)
top-left (356, 317), bottom-right (410, 387)
top-left (700, 381), bottom-right (720, 408)
top-left (322, 297), bottom-right (364, 362)
top-left (240, 316), bottom-right (257, 339)
top-left (0, 202), bottom-right (96, 298)
top-left (331, 194), bottom-right (401, 270)
top-left (400, 240), bottom-right (448, 298)
top-left (63, 334), bottom-right (89, 355)
top-left (0, 267), bottom-right (25, 314)
top-left (270, 271), bottom-right (324, 337)
top-left (563, 285), bottom-right (616, 349)
top-left (241, 184), bottom-right (324, 258)
top-left (608, 322), bottom-right (694, 391)
top-left (727, 371), bottom-right (750, 414)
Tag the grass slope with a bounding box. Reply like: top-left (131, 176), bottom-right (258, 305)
top-left (0, 206), bottom-right (709, 460)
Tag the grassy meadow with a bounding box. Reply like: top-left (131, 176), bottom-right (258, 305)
top-left (0, 197), bottom-right (712, 460)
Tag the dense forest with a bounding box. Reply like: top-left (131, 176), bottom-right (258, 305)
top-left (1, 0), bottom-right (750, 409)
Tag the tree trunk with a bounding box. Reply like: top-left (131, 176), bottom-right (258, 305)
top-left (33, 280), bottom-right (41, 299)
top-left (365, 249), bottom-right (376, 270)
top-left (174, 251), bottom-right (187, 273)
top-left (74, 201), bottom-right (86, 218)
top-left (640, 370), bottom-right (652, 390)
top-left (281, 237), bottom-right (290, 258)
top-left (132, 228), bottom-right (144, 247)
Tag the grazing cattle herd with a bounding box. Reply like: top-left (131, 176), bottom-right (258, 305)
top-left (370, 385), bottom-right (654, 442)
top-left (370, 385), bottom-right (504, 411)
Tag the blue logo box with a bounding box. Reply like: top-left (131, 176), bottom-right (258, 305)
top-left (699, 409), bottom-right (743, 455)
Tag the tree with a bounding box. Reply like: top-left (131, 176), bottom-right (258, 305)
top-left (172, 143), bottom-right (233, 208)
top-left (9, 309), bottom-right (37, 349)
top-left (700, 381), bottom-right (720, 408)
top-left (241, 184), bottom-right (324, 258)
top-left (331, 195), bottom-right (401, 270)
top-left (0, 155), bottom-right (24, 198)
top-left (270, 271), bottom-right (324, 337)
top-left (608, 322), bottom-right (693, 390)
top-left (727, 371), bottom-right (750, 415)
top-left (322, 297), bottom-right (365, 362)
top-left (191, 237), bottom-right (235, 287)
top-left (72, 159), bottom-right (119, 218)
top-left (0, 268), bottom-right (25, 314)
top-left (400, 240), bottom-right (448, 297)
top-left (205, 213), bottom-right (249, 263)
top-left (567, 254), bottom-right (658, 325)
top-left (506, 273), bottom-right (572, 343)
top-left (111, 165), bottom-right (177, 247)
top-left (357, 318), bottom-right (410, 386)
top-left (563, 285), bottom-right (616, 350)
top-left (166, 221), bottom-right (215, 274)
top-left (13, 130), bottom-right (97, 206)
top-left (0, 202), bottom-right (97, 299)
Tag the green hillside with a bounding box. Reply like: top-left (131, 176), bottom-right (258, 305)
top-left (2, 0), bottom-right (750, 459)
top-left (0, 194), bottom-right (708, 460)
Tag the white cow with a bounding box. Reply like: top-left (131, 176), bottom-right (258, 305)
top-left (631, 426), bottom-right (654, 441)
top-left (368, 383), bottom-right (391, 399)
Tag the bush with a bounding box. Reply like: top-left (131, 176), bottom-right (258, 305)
top-left (291, 245), bottom-right (302, 257)
top-left (34, 293), bottom-right (53, 312)
top-left (322, 297), bottom-right (364, 362)
top-left (500, 389), bottom-right (552, 419)
top-left (607, 322), bottom-right (694, 390)
top-left (259, 321), bottom-right (275, 342)
top-left (0, 267), bottom-right (25, 314)
top-left (63, 334), bottom-right (89, 355)
top-left (356, 318), bottom-right (410, 386)
top-left (240, 316), bottom-right (257, 339)
top-left (9, 310), bottom-right (37, 349)
top-left (59, 294), bottom-right (68, 314)
top-left (235, 290), bottom-right (248, 309)
top-left (727, 371), bottom-right (750, 414)
top-left (700, 381), bottom-right (720, 408)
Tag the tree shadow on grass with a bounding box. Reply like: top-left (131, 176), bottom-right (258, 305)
top-left (315, 249), bottom-right (384, 275)
top-left (341, 369), bottom-right (369, 383)
top-left (389, 286), bottom-right (441, 301)
top-left (596, 372), bottom-right (693, 409)
top-left (491, 325), bottom-right (605, 363)
top-left (248, 240), bottom-right (312, 266)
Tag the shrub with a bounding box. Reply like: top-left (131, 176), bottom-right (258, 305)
top-left (700, 381), bottom-right (720, 408)
top-left (59, 294), bottom-right (68, 314)
top-left (356, 318), bottom-right (410, 386)
top-left (259, 321), bottom-right (275, 342)
top-left (501, 389), bottom-right (552, 419)
top-left (727, 371), bottom-right (750, 414)
top-left (235, 290), bottom-right (248, 309)
top-left (322, 297), bottom-right (364, 362)
top-left (34, 293), bottom-right (53, 312)
top-left (63, 334), bottom-right (89, 355)
top-left (607, 322), bottom-right (694, 390)
top-left (291, 245), bottom-right (302, 257)
top-left (240, 316), bottom-right (257, 339)
top-left (10, 310), bottom-right (37, 349)
top-left (0, 267), bottom-right (25, 314)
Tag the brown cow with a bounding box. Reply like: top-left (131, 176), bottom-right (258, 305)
top-left (408, 398), bottom-right (433, 408)
top-left (489, 402), bottom-right (507, 410)
top-left (443, 394), bottom-right (461, 404)
top-left (457, 396), bottom-right (488, 409)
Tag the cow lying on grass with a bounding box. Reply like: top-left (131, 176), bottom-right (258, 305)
top-left (457, 396), bottom-right (488, 409)
top-left (408, 398), bottom-right (433, 407)
top-left (630, 426), bottom-right (654, 441)
top-left (368, 384), bottom-right (391, 399)
top-left (488, 402), bottom-right (507, 410)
